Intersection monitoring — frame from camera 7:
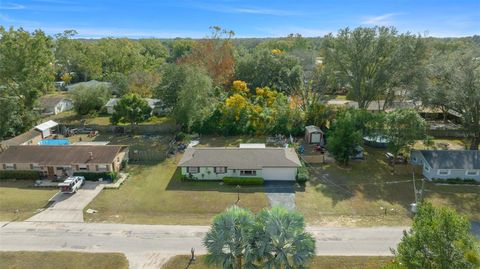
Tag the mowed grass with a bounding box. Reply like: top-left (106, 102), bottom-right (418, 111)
top-left (0, 251), bottom-right (128, 269)
top-left (0, 180), bottom-right (58, 221)
top-left (85, 155), bottom-right (269, 225)
top-left (296, 147), bottom-right (480, 226)
top-left (162, 255), bottom-right (392, 269)
top-left (45, 110), bottom-right (173, 125)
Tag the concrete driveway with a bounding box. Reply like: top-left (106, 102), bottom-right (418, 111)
top-left (264, 181), bottom-right (296, 210)
top-left (27, 182), bottom-right (104, 223)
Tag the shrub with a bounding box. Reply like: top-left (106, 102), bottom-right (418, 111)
top-left (223, 177), bottom-right (264, 185)
top-left (431, 178), bottom-right (479, 185)
top-left (0, 170), bottom-right (41, 180)
top-left (73, 172), bottom-right (117, 181)
top-left (296, 166), bottom-right (309, 183)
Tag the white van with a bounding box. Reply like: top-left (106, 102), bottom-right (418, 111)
top-left (58, 176), bottom-right (85, 194)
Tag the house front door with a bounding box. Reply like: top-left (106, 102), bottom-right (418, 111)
top-left (47, 166), bottom-right (54, 177)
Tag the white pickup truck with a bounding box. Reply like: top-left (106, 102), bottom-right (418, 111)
top-left (58, 176), bottom-right (85, 194)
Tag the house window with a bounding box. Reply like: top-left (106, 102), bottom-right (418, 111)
top-left (56, 167), bottom-right (64, 171)
top-left (240, 170), bottom-right (256, 176)
top-left (437, 169), bottom-right (451, 176)
top-left (5, 164), bottom-right (15, 170)
top-left (97, 165), bottom-right (108, 172)
top-left (214, 167), bottom-right (226, 174)
top-left (424, 165), bottom-right (430, 172)
top-left (412, 157), bottom-right (417, 162)
top-left (31, 164), bottom-right (41, 170)
top-left (78, 164), bottom-right (88, 171)
top-left (465, 170), bottom-right (479, 176)
top-left (187, 167), bottom-right (199, 173)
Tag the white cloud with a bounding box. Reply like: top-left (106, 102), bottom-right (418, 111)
top-left (362, 13), bottom-right (402, 26)
top-left (192, 3), bottom-right (304, 16)
top-left (0, 2), bottom-right (25, 10)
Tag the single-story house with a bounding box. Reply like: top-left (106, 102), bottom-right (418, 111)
top-left (38, 96), bottom-right (73, 115)
top-left (66, 80), bottom-right (112, 92)
top-left (0, 145), bottom-right (129, 178)
top-left (105, 98), bottom-right (164, 115)
top-left (410, 150), bottom-right (479, 181)
top-left (304, 125), bottom-right (324, 145)
top-left (0, 129), bottom-right (43, 149)
top-left (178, 147), bottom-right (302, 181)
top-left (34, 120), bottom-right (59, 139)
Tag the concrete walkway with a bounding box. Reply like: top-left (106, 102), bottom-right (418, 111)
top-left (27, 182), bottom-right (104, 222)
top-left (264, 181), bottom-right (296, 210)
top-left (0, 221), bottom-right (407, 268)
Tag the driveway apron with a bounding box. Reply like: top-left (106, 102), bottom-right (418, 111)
top-left (264, 181), bottom-right (296, 210)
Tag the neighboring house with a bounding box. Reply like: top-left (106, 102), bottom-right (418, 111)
top-left (66, 80), bottom-right (112, 92)
top-left (34, 120), bottom-right (59, 139)
top-left (410, 150), bottom-right (480, 181)
top-left (105, 98), bottom-right (164, 115)
top-left (0, 145), bottom-right (129, 178)
top-left (38, 96), bottom-right (73, 115)
top-left (178, 147), bottom-right (302, 181)
top-left (304, 125), bottom-right (324, 145)
top-left (0, 129), bottom-right (43, 149)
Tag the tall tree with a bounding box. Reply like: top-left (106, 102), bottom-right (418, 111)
top-left (203, 206), bottom-right (255, 269)
top-left (97, 38), bottom-right (146, 76)
top-left (154, 64), bottom-right (188, 109)
top-left (169, 38), bottom-right (195, 62)
top-left (110, 94), bottom-right (152, 131)
top-left (327, 109), bottom-right (363, 166)
top-left (235, 49), bottom-right (303, 95)
top-left (322, 26), bottom-right (426, 109)
top-left (128, 70), bottom-right (161, 97)
top-left (0, 27), bottom-right (55, 137)
top-left (138, 38), bottom-right (169, 70)
top-left (180, 26), bottom-right (235, 86)
top-left (70, 84), bottom-right (110, 115)
top-left (391, 202), bottom-right (480, 269)
top-left (249, 207), bottom-right (316, 269)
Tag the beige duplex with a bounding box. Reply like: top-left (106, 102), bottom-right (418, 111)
top-left (0, 145), bottom-right (128, 178)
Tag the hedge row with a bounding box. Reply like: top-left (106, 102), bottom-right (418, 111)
top-left (0, 170), bottom-right (41, 180)
top-left (223, 177), bottom-right (264, 185)
top-left (73, 172), bottom-right (118, 181)
top-left (296, 166), bottom-right (309, 183)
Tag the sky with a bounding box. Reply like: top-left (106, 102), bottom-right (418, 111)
top-left (0, 0), bottom-right (479, 38)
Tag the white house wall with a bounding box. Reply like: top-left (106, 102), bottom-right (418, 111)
top-left (262, 167), bottom-right (297, 181)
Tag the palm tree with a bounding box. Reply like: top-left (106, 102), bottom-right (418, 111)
top-left (203, 206), bottom-right (255, 269)
top-left (249, 207), bottom-right (316, 269)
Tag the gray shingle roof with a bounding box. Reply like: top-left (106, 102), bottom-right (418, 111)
top-left (419, 150), bottom-right (479, 170)
top-left (178, 147), bottom-right (301, 169)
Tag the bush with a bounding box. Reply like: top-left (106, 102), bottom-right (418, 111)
top-left (431, 178), bottom-right (479, 185)
top-left (0, 170), bottom-right (41, 180)
top-left (73, 172), bottom-right (117, 181)
top-left (296, 166), bottom-right (309, 183)
top-left (223, 177), bottom-right (264, 185)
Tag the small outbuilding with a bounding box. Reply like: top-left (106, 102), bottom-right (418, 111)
top-left (34, 120), bottom-right (59, 139)
top-left (304, 125), bottom-right (324, 145)
top-left (38, 96), bottom-right (73, 115)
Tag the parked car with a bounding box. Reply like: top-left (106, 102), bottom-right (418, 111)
top-left (58, 176), bottom-right (85, 194)
top-left (385, 152), bottom-right (407, 164)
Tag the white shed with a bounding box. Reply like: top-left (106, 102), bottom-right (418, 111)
top-left (305, 125), bottom-right (324, 145)
top-left (34, 120), bottom-right (58, 138)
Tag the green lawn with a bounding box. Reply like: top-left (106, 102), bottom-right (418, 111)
top-left (0, 251), bottom-right (128, 269)
top-left (85, 155), bottom-right (269, 225)
top-left (0, 180), bottom-right (58, 221)
top-left (296, 147), bottom-right (480, 226)
top-left (162, 255), bottom-right (393, 269)
top-left (44, 110), bottom-right (173, 125)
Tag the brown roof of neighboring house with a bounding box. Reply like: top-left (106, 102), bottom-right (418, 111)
top-left (1, 130), bottom-right (42, 147)
top-left (0, 145), bottom-right (128, 165)
top-left (178, 147), bottom-right (301, 169)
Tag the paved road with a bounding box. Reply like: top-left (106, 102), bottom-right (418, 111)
top-left (27, 182), bottom-right (103, 222)
top-left (0, 221), bottom-right (406, 268)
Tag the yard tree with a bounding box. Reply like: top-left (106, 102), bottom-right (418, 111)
top-left (384, 109), bottom-right (426, 168)
top-left (107, 72), bottom-right (130, 96)
top-left (327, 109), bottom-right (363, 166)
top-left (110, 94), bottom-right (152, 130)
top-left (322, 26), bottom-right (426, 109)
top-left (391, 202), bottom-right (480, 269)
top-left (249, 207), bottom-right (316, 268)
top-left (168, 38), bottom-right (195, 62)
top-left (127, 70), bottom-right (161, 97)
top-left (138, 38), bottom-right (169, 70)
top-left (70, 84), bottom-right (111, 115)
top-left (235, 49), bottom-right (304, 95)
top-left (173, 65), bottom-right (215, 131)
top-left (154, 64), bottom-right (187, 109)
top-left (179, 26), bottom-right (235, 86)
top-left (0, 27), bottom-right (55, 136)
top-left (203, 206), bottom-right (255, 269)
top-left (425, 47), bottom-right (480, 149)
top-left (97, 38), bottom-right (146, 76)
